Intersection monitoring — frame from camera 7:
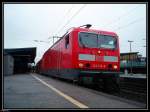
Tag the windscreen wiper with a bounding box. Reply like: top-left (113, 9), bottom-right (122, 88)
top-left (79, 37), bottom-right (87, 48)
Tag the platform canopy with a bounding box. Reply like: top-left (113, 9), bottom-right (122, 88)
top-left (4, 47), bottom-right (36, 63)
top-left (120, 52), bottom-right (139, 55)
top-left (4, 47), bottom-right (36, 74)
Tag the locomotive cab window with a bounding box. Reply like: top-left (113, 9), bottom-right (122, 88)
top-left (79, 32), bottom-right (117, 49)
top-left (65, 34), bottom-right (69, 49)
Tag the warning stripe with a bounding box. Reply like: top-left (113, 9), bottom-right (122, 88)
top-left (31, 74), bottom-right (89, 108)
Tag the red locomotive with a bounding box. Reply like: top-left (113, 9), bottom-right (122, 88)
top-left (36, 24), bottom-right (120, 91)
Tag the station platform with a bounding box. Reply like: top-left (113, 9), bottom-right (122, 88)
top-left (4, 73), bottom-right (146, 109)
top-left (120, 73), bottom-right (147, 79)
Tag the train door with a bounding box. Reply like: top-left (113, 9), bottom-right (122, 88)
top-left (58, 45), bottom-right (61, 75)
top-left (56, 46), bottom-right (59, 75)
top-left (64, 33), bottom-right (72, 68)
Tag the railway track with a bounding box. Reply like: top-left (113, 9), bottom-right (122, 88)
top-left (117, 78), bottom-right (147, 103)
top-left (92, 77), bottom-right (147, 103)
top-left (76, 77), bottom-right (147, 104)
top-left (119, 89), bottom-right (147, 103)
top-left (40, 74), bottom-right (147, 104)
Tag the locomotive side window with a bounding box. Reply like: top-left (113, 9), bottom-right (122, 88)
top-left (65, 34), bottom-right (69, 49)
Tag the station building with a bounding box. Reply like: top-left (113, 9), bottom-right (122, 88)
top-left (120, 52), bottom-right (146, 74)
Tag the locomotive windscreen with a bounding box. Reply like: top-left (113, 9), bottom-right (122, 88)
top-left (79, 32), bottom-right (117, 49)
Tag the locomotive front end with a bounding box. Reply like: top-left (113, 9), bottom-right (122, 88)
top-left (73, 28), bottom-right (120, 91)
top-left (77, 31), bottom-right (120, 72)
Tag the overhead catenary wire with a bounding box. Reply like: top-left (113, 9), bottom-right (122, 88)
top-left (52, 4), bottom-right (75, 37)
top-left (47, 4), bottom-right (75, 40)
top-left (48, 4), bottom-right (87, 44)
top-left (113, 17), bottom-right (144, 31)
top-left (10, 38), bottom-right (50, 44)
top-left (56, 4), bottom-right (87, 36)
top-left (103, 4), bottom-right (142, 28)
top-left (45, 4), bottom-right (142, 43)
top-left (47, 5), bottom-right (75, 44)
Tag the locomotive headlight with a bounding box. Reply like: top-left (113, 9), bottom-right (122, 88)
top-left (103, 65), bottom-right (106, 68)
top-left (113, 65), bottom-right (118, 69)
top-left (98, 50), bottom-right (101, 54)
top-left (79, 63), bottom-right (84, 68)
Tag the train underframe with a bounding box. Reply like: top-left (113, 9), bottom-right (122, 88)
top-left (77, 69), bottom-right (120, 92)
top-left (40, 69), bottom-right (120, 92)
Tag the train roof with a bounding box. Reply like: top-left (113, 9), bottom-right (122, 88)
top-left (73, 27), bottom-right (118, 37)
top-left (43, 27), bottom-right (118, 57)
top-left (50, 27), bottom-right (118, 48)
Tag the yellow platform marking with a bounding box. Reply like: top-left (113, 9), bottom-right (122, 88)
top-left (32, 74), bottom-right (89, 108)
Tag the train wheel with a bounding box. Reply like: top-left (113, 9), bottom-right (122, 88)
top-left (92, 77), bottom-right (103, 90)
top-left (78, 76), bottom-right (84, 86)
top-left (112, 78), bottom-right (120, 93)
top-left (103, 78), bottom-right (120, 93)
top-left (103, 78), bottom-right (111, 92)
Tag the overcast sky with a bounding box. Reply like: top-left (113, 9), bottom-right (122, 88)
top-left (4, 3), bottom-right (147, 63)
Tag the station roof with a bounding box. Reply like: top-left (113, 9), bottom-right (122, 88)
top-left (4, 47), bottom-right (36, 63)
top-left (120, 52), bottom-right (139, 55)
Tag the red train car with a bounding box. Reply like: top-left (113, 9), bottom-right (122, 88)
top-left (36, 59), bottom-right (42, 74)
top-left (37, 24), bottom-right (120, 91)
